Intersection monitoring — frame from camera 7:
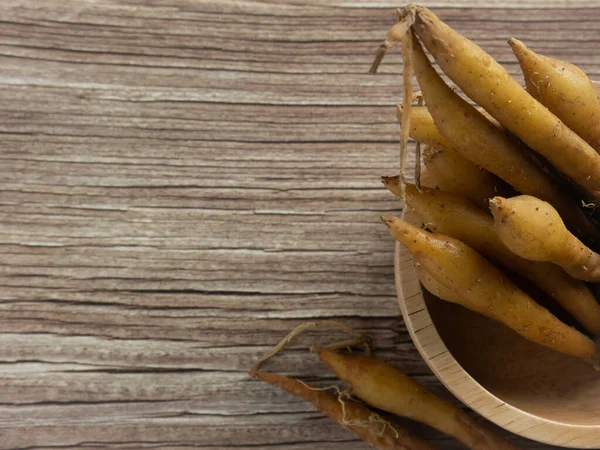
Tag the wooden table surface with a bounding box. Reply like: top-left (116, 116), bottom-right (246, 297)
top-left (2, 1), bottom-right (599, 449)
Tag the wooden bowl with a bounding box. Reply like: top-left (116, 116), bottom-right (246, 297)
top-left (395, 209), bottom-right (600, 448)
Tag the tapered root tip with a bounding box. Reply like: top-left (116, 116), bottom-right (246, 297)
top-left (383, 217), bottom-right (423, 248)
top-left (316, 348), bottom-right (329, 358)
top-left (381, 175), bottom-right (400, 186)
top-left (381, 175), bottom-right (401, 197)
top-left (369, 47), bottom-right (387, 74)
top-left (507, 37), bottom-right (527, 56)
top-left (381, 215), bottom-right (395, 228)
top-left (488, 197), bottom-right (507, 218)
top-left (396, 104), bottom-right (403, 122)
top-left (405, 3), bottom-right (419, 16)
top-left (251, 370), bottom-right (277, 385)
top-left (316, 348), bottom-right (333, 365)
top-left (316, 348), bottom-right (346, 378)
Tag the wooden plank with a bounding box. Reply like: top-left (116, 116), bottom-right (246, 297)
top-left (0, 0), bottom-right (590, 448)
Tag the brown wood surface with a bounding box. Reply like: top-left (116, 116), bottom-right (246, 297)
top-left (1, 1), bottom-right (598, 449)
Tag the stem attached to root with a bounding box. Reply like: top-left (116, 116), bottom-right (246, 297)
top-left (369, 7), bottom-right (415, 74)
top-left (322, 338), bottom-right (372, 354)
top-left (399, 33), bottom-right (414, 200)
top-left (369, 8), bottom-right (415, 201)
top-left (415, 95), bottom-right (424, 190)
top-left (249, 320), bottom-right (372, 375)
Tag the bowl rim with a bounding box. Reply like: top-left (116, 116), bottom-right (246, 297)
top-left (394, 234), bottom-right (600, 448)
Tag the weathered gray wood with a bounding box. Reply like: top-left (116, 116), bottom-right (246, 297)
top-left (0, 0), bottom-right (594, 448)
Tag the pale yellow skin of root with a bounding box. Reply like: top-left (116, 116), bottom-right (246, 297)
top-left (398, 105), bottom-right (511, 206)
top-left (382, 180), bottom-right (600, 335)
top-left (318, 350), bottom-right (521, 450)
top-left (417, 266), bottom-right (491, 326)
top-left (417, 265), bottom-right (464, 304)
top-left (419, 166), bottom-right (435, 189)
top-left (383, 216), bottom-right (596, 361)
top-left (409, 29), bottom-right (600, 242)
top-left (398, 105), bottom-right (501, 146)
top-left (491, 195), bottom-right (600, 283)
top-left (398, 105), bottom-right (450, 148)
top-left (509, 38), bottom-right (600, 153)
top-left (422, 146), bottom-right (508, 207)
top-left (411, 5), bottom-right (600, 199)
top-left (254, 371), bottom-right (435, 450)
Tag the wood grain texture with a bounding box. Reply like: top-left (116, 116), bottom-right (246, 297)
top-left (1, 1), bottom-right (598, 448)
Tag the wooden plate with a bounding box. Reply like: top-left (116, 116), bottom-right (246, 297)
top-left (395, 209), bottom-right (600, 448)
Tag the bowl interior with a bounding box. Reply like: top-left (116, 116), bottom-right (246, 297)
top-left (427, 294), bottom-right (600, 425)
top-left (396, 210), bottom-right (600, 446)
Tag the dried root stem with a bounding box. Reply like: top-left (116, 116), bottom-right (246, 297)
top-left (415, 95), bottom-right (424, 190)
top-left (369, 7), bottom-right (416, 74)
top-left (398, 32), bottom-right (414, 200)
top-left (370, 8), bottom-right (416, 201)
top-left (249, 320), bottom-right (372, 375)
